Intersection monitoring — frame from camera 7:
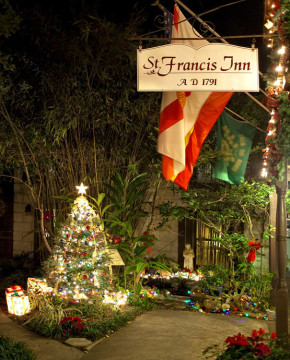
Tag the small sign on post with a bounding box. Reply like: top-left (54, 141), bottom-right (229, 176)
top-left (137, 43), bottom-right (259, 92)
top-left (107, 248), bottom-right (125, 275)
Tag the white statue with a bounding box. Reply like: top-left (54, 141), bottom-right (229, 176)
top-left (183, 244), bottom-right (195, 271)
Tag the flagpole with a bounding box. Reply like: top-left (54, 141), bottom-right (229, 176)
top-left (174, 0), bottom-right (270, 104)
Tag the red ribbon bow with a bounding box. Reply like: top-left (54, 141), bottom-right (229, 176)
top-left (247, 239), bottom-right (261, 262)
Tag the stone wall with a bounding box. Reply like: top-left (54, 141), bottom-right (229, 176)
top-left (136, 180), bottom-right (181, 263)
top-left (13, 181), bottom-right (34, 256)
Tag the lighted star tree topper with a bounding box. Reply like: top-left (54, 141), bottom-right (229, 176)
top-left (43, 183), bottom-right (112, 303)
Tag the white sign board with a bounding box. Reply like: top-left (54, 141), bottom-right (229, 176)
top-left (137, 43), bottom-right (259, 92)
top-left (107, 249), bottom-right (125, 266)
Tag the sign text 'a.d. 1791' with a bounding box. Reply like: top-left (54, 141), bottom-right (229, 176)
top-left (137, 43), bottom-right (259, 92)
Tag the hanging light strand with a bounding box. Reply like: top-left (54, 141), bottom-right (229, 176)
top-left (261, 0), bottom-right (288, 180)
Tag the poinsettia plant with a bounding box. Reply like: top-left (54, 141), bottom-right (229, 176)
top-left (203, 328), bottom-right (290, 359)
top-left (59, 316), bottom-right (85, 336)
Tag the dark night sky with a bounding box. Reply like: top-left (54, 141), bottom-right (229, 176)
top-left (135, 0), bottom-right (269, 74)
top-left (9, 0), bottom-right (270, 82)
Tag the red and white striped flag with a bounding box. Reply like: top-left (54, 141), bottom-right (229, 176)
top-left (157, 4), bottom-right (233, 190)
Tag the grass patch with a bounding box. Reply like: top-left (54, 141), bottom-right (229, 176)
top-left (0, 336), bottom-right (37, 360)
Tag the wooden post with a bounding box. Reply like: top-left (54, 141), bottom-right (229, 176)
top-left (275, 159), bottom-right (288, 338)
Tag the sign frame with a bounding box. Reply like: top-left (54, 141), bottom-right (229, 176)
top-left (137, 43), bottom-right (259, 92)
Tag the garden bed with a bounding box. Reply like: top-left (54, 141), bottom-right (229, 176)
top-left (0, 295), bottom-right (143, 342)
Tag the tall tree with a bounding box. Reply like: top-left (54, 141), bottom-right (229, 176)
top-left (0, 0), bottom-right (161, 255)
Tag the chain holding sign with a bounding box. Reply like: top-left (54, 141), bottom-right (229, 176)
top-left (137, 43), bottom-right (259, 92)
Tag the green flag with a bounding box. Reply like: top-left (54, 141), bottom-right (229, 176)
top-left (212, 111), bottom-right (256, 185)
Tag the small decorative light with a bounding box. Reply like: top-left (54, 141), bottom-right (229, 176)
top-left (278, 46), bottom-right (286, 55)
top-left (76, 183), bottom-right (88, 195)
top-left (261, 168), bottom-right (268, 178)
top-left (264, 19), bottom-right (273, 29)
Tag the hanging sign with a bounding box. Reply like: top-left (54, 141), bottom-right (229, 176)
top-left (137, 43), bottom-right (259, 92)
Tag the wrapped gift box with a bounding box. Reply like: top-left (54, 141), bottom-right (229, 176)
top-left (5, 286), bottom-right (30, 316)
top-left (5, 285), bottom-right (24, 298)
top-left (27, 277), bottom-right (51, 294)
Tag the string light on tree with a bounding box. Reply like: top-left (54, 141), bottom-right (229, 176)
top-left (42, 183), bottom-right (112, 304)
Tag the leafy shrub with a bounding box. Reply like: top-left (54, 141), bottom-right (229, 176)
top-left (83, 308), bottom-right (140, 340)
top-left (25, 292), bottom-right (141, 340)
top-left (68, 300), bottom-right (115, 321)
top-left (127, 292), bottom-right (153, 310)
top-left (197, 265), bottom-right (230, 295)
top-left (0, 336), bottom-right (37, 360)
top-left (203, 328), bottom-right (290, 360)
top-left (25, 320), bottom-right (63, 339)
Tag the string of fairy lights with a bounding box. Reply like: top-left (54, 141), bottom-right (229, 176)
top-left (261, 0), bottom-right (288, 179)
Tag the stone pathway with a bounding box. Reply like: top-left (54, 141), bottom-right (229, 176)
top-left (81, 309), bottom-right (271, 360)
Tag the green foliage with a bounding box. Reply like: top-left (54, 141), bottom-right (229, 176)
top-left (148, 253), bottom-right (179, 272)
top-left (104, 171), bottom-right (171, 294)
top-left (286, 189), bottom-right (290, 214)
top-left (68, 300), bottom-right (113, 321)
top-left (197, 265), bottom-right (230, 295)
top-left (158, 181), bottom-right (272, 237)
top-left (0, 0), bottom-right (21, 39)
top-left (0, 336), bottom-right (37, 360)
top-left (25, 292), bottom-right (140, 340)
top-left (83, 307), bottom-right (140, 340)
top-left (157, 180), bottom-right (273, 312)
top-left (277, 92), bottom-right (290, 158)
top-left (279, 1), bottom-right (290, 41)
top-left (246, 272), bottom-right (273, 311)
top-left (127, 292), bottom-right (153, 311)
top-left (25, 294), bottom-right (68, 329)
top-left (195, 233), bottom-right (273, 312)
top-left (0, 1), bottom-right (161, 255)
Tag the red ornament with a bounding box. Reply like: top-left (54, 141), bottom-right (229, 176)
top-left (86, 226), bottom-right (90, 230)
top-left (82, 252), bottom-right (87, 256)
top-left (83, 275), bottom-right (88, 279)
top-left (102, 272), bottom-right (106, 276)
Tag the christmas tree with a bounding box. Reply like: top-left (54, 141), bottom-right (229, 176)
top-left (43, 183), bottom-right (112, 303)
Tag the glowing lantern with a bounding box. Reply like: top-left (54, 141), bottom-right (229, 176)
top-left (27, 277), bottom-right (52, 295)
top-left (5, 286), bottom-right (30, 316)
